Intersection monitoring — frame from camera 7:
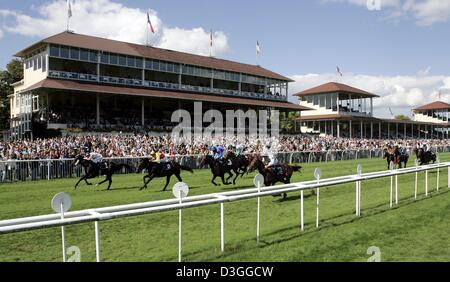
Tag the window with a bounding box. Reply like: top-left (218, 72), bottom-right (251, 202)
top-left (70, 47), bottom-right (80, 60)
top-left (80, 49), bottom-right (89, 61)
top-left (127, 56), bottom-right (135, 67)
top-left (110, 54), bottom-right (118, 65)
top-left (101, 52), bottom-right (109, 64)
top-left (50, 45), bottom-right (60, 57)
top-left (89, 51), bottom-right (98, 62)
top-left (159, 61), bottom-right (166, 72)
top-left (37, 56), bottom-right (42, 69)
top-left (42, 56), bottom-right (47, 72)
top-left (33, 58), bottom-right (38, 71)
top-left (167, 63), bottom-right (174, 73)
top-left (173, 64), bottom-right (180, 73)
top-left (153, 60), bottom-right (160, 70)
top-left (60, 46), bottom-right (70, 58)
top-left (145, 59), bottom-right (152, 70)
top-left (135, 58), bottom-right (143, 68)
top-left (118, 55), bottom-right (126, 66)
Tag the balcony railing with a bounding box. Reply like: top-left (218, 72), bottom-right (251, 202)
top-left (48, 70), bottom-right (287, 102)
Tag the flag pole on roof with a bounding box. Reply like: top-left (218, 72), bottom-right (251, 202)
top-left (336, 66), bottom-right (343, 78)
top-left (209, 29), bottom-right (213, 57)
top-left (66, 0), bottom-right (73, 32)
top-left (256, 41), bottom-right (261, 66)
top-left (146, 11), bottom-right (156, 46)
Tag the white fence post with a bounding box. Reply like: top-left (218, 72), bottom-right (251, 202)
top-left (300, 190), bottom-right (304, 231)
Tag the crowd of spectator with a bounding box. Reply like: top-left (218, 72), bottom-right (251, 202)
top-left (1, 134), bottom-right (450, 161)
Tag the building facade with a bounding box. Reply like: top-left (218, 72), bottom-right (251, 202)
top-left (295, 82), bottom-right (450, 139)
top-left (9, 31), bottom-right (308, 139)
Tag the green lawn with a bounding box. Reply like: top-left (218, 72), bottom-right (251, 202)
top-left (1, 154), bottom-right (450, 262)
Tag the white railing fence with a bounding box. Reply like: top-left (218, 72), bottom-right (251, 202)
top-left (1, 146), bottom-right (449, 183)
top-left (0, 161), bottom-right (449, 262)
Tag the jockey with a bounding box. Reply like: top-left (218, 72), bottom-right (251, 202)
top-left (215, 145), bottom-right (225, 161)
top-left (84, 149), bottom-right (106, 170)
top-left (159, 152), bottom-right (172, 170)
top-left (235, 144), bottom-right (244, 156)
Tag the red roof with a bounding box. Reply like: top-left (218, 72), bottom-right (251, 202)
top-left (413, 101), bottom-right (450, 111)
top-left (23, 79), bottom-right (310, 111)
top-left (15, 31), bottom-right (292, 82)
top-left (294, 82), bottom-right (379, 98)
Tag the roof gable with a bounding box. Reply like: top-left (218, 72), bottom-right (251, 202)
top-left (294, 82), bottom-right (379, 98)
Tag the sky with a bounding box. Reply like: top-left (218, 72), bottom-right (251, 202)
top-left (1, 0), bottom-right (450, 118)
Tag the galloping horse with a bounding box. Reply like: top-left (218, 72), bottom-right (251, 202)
top-left (137, 159), bottom-right (193, 191)
top-left (224, 151), bottom-right (250, 178)
top-left (414, 148), bottom-right (437, 165)
top-left (383, 147), bottom-right (409, 169)
top-left (200, 155), bottom-right (241, 186)
top-left (73, 155), bottom-right (133, 190)
top-left (248, 157), bottom-right (302, 198)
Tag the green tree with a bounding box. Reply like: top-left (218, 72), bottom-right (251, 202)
top-left (0, 59), bottom-right (23, 131)
top-left (395, 114), bottom-right (411, 121)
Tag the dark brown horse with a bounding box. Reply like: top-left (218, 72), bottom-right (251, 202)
top-left (248, 157), bottom-right (302, 198)
top-left (72, 155), bottom-right (132, 190)
top-left (137, 159), bottom-right (193, 191)
top-left (224, 151), bottom-right (250, 178)
top-left (200, 155), bottom-right (241, 186)
top-left (414, 148), bottom-right (436, 165)
top-left (384, 147), bottom-right (409, 169)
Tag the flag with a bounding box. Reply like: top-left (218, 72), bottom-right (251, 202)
top-left (147, 12), bottom-right (155, 34)
top-left (210, 29), bottom-right (213, 47)
top-left (336, 66), bottom-right (343, 77)
top-left (389, 107), bottom-right (394, 117)
top-left (256, 41), bottom-right (261, 55)
top-left (67, 0), bottom-right (72, 18)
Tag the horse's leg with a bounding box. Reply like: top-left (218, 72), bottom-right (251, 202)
top-left (175, 174), bottom-right (182, 182)
top-left (211, 175), bottom-right (219, 186)
top-left (222, 175), bottom-right (231, 186)
top-left (232, 169), bottom-right (239, 185)
top-left (141, 174), bottom-right (155, 190)
top-left (97, 177), bottom-right (109, 186)
top-left (85, 178), bottom-right (93, 186)
top-left (226, 171), bottom-right (233, 182)
top-left (74, 176), bottom-right (86, 189)
top-left (162, 175), bottom-right (171, 191)
top-left (106, 175), bottom-right (113, 191)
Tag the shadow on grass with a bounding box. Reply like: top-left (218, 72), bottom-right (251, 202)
top-left (178, 188), bottom-right (450, 262)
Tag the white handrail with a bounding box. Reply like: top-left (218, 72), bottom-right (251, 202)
top-left (1, 161), bottom-right (448, 234)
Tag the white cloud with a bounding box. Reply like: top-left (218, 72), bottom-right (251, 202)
top-left (289, 71), bottom-right (450, 118)
top-left (325, 0), bottom-right (450, 26)
top-left (0, 28), bottom-right (3, 40)
top-left (0, 0), bottom-right (229, 57)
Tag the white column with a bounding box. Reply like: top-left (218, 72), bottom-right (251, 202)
top-left (96, 93), bottom-right (100, 125)
top-left (349, 120), bottom-right (352, 139)
top-left (337, 121), bottom-right (340, 138)
top-left (141, 98), bottom-right (145, 126)
top-left (360, 121), bottom-right (363, 139)
top-left (370, 122), bottom-right (373, 139)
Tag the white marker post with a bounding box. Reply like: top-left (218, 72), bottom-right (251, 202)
top-left (300, 190), bottom-right (304, 231)
top-left (220, 202), bottom-right (224, 253)
top-left (389, 162), bottom-right (394, 208)
top-left (254, 174), bottom-right (264, 243)
top-left (51, 192), bottom-right (72, 263)
top-left (314, 168), bottom-right (322, 228)
top-left (173, 182), bottom-right (189, 263)
top-left (436, 158), bottom-right (440, 192)
top-left (425, 170), bottom-right (429, 197)
top-left (414, 159), bottom-right (419, 200)
top-left (356, 164), bottom-right (362, 217)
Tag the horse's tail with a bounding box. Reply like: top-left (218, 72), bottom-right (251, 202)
top-left (290, 165), bottom-right (303, 173)
top-left (180, 165), bottom-right (194, 174)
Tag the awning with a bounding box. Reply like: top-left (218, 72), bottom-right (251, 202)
top-left (23, 78), bottom-right (310, 111)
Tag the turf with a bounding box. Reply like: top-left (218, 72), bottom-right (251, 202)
top-left (1, 154), bottom-right (450, 262)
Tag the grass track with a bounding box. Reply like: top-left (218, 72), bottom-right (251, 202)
top-left (1, 154), bottom-right (450, 262)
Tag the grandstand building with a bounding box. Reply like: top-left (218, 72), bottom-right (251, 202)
top-left (295, 82), bottom-right (450, 139)
top-left (8, 31), bottom-right (308, 139)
